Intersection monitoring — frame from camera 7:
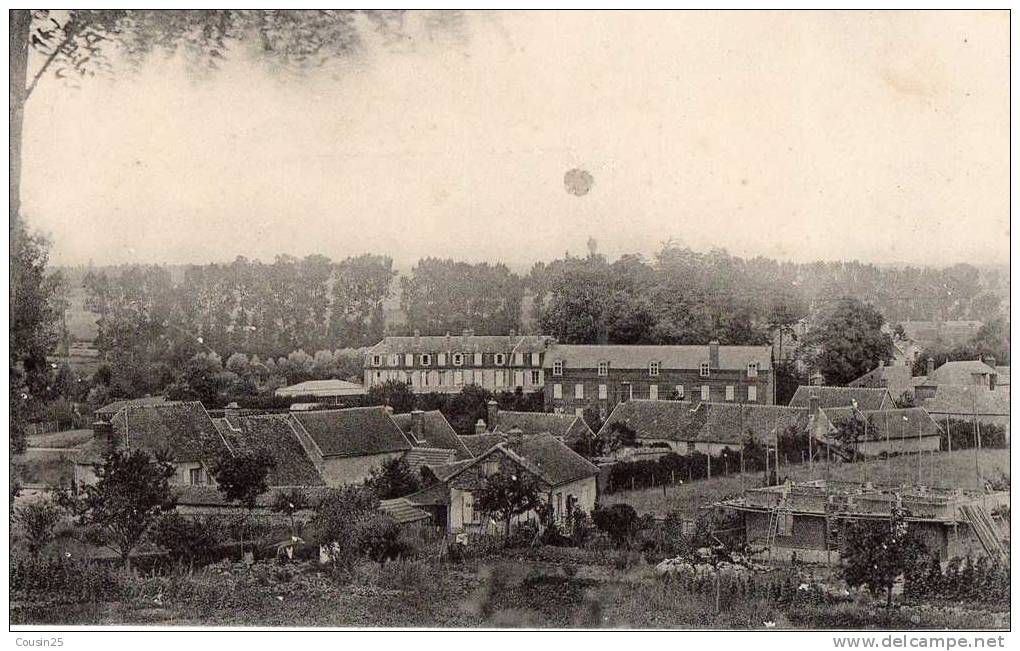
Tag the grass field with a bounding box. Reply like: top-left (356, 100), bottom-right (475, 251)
top-left (13, 448), bottom-right (78, 486)
top-left (602, 448), bottom-right (1011, 518)
top-left (27, 429), bottom-right (93, 449)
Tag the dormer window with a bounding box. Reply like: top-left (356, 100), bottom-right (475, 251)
top-left (747, 361), bottom-right (759, 378)
top-left (452, 353), bottom-right (464, 367)
top-left (597, 361), bottom-right (609, 377)
top-left (371, 354), bottom-right (382, 367)
top-left (552, 360), bottom-right (564, 376)
top-left (494, 353), bottom-right (506, 366)
top-left (649, 361), bottom-right (660, 377)
top-left (700, 362), bottom-right (710, 377)
top-left (420, 354), bottom-right (432, 366)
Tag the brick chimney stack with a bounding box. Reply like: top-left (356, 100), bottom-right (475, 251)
top-left (926, 357), bottom-right (935, 377)
top-left (709, 340), bottom-right (720, 369)
top-left (486, 399), bottom-right (499, 432)
top-left (808, 394), bottom-right (820, 416)
top-left (474, 419), bottom-right (487, 434)
top-left (92, 420), bottom-right (116, 453)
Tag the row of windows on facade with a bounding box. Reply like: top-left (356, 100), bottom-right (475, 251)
top-left (550, 382), bottom-right (759, 402)
top-left (550, 360), bottom-right (760, 378)
top-left (370, 368), bottom-right (542, 388)
top-left (371, 352), bottom-right (542, 368)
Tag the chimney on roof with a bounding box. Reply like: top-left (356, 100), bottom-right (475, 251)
top-left (808, 395), bottom-right (820, 416)
top-left (486, 399), bottom-right (499, 432)
top-left (445, 332), bottom-right (451, 349)
top-left (224, 401), bottom-right (240, 418)
top-left (413, 329), bottom-right (420, 342)
top-left (384, 405), bottom-right (394, 415)
top-left (475, 419), bottom-right (487, 434)
top-left (92, 420), bottom-right (116, 453)
top-left (410, 409), bottom-right (425, 443)
top-left (984, 354), bottom-right (996, 369)
top-left (506, 426), bottom-right (524, 447)
top-left (926, 357), bottom-right (935, 377)
top-left (709, 340), bottom-right (720, 370)
top-left (462, 328), bottom-right (472, 338)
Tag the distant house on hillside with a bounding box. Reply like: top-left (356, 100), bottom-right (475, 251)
top-left (787, 386), bottom-right (894, 411)
top-left (405, 430), bottom-right (599, 534)
top-left (848, 364), bottom-right (925, 402)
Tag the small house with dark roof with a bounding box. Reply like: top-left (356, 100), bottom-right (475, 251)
top-left (598, 399), bottom-right (813, 457)
top-left (812, 407), bottom-right (942, 457)
top-left (480, 399), bottom-right (594, 446)
top-left (788, 386), bottom-right (894, 411)
top-left (406, 430), bottom-right (599, 534)
top-left (216, 414), bottom-right (325, 487)
top-left (288, 406), bottom-right (412, 485)
top-left (75, 401), bottom-right (228, 487)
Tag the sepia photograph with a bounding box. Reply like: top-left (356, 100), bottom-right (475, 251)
top-left (7, 6), bottom-right (1011, 636)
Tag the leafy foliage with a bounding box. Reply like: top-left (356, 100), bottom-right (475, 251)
top-left (365, 457), bottom-right (421, 500)
top-left (69, 448), bottom-right (177, 566)
top-left (474, 471), bottom-right (543, 538)
top-left (593, 503), bottom-right (643, 548)
top-left (806, 298), bottom-right (893, 385)
top-left (365, 379), bottom-right (416, 414)
top-left (14, 498), bottom-right (64, 556)
top-left (842, 507), bottom-right (928, 606)
top-left (151, 513), bottom-right (222, 567)
top-left (211, 450), bottom-right (275, 509)
top-left (307, 485), bottom-right (380, 569)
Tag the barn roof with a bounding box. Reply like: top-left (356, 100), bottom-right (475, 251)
top-left (217, 415), bottom-right (325, 486)
top-left (79, 401), bottom-right (228, 465)
top-left (379, 497), bottom-right (432, 524)
top-left (492, 410), bottom-right (594, 443)
top-left (390, 410), bottom-right (473, 459)
top-left (788, 386), bottom-right (892, 411)
top-left (289, 406), bottom-right (411, 458)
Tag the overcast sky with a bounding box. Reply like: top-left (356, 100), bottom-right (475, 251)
top-left (22, 10), bottom-right (1009, 268)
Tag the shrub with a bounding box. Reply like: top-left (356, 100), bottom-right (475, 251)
top-left (356, 514), bottom-right (418, 563)
top-left (10, 554), bottom-right (126, 603)
top-left (593, 503), bottom-right (642, 548)
top-left (14, 498), bottom-right (63, 556)
top-left (151, 513), bottom-right (223, 568)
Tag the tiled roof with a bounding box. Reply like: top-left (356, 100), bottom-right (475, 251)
top-left (819, 407), bottom-right (942, 441)
top-left (458, 433), bottom-right (505, 456)
top-left (433, 433), bottom-right (599, 488)
top-left (597, 400), bottom-right (810, 445)
top-left (379, 497), bottom-right (432, 524)
top-left (369, 334), bottom-right (554, 355)
top-left (404, 481), bottom-right (452, 506)
top-left (848, 365), bottom-right (919, 399)
top-left (695, 403), bottom-right (811, 445)
top-left (596, 399), bottom-right (704, 442)
top-left (80, 401), bottom-right (228, 465)
top-left (493, 410), bottom-right (594, 444)
top-left (94, 396), bottom-right (169, 416)
top-left (788, 386), bottom-right (892, 411)
top-left (921, 385), bottom-right (1010, 417)
top-left (930, 360), bottom-right (998, 386)
top-left (275, 379), bottom-right (367, 397)
top-left (390, 411), bottom-right (473, 459)
top-left (289, 407), bottom-right (411, 458)
top-left (402, 447), bottom-right (458, 473)
top-left (505, 433), bottom-right (600, 486)
top-left (542, 344), bottom-right (772, 371)
top-left (218, 415), bottom-right (324, 486)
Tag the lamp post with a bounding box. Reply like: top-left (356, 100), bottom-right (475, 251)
top-left (851, 399), bottom-right (867, 485)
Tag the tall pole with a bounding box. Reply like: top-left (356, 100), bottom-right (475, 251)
top-left (916, 418), bottom-right (922, 486)
top-left (971, 389), bottom-right (981, 493)
top-left (884, 411), bottom-right (890, 485)
top-left (739, 402), bottom-right (745, 491)
top-left (946, 414), bottom-right (952, 454)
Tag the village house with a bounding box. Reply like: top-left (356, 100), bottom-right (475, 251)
top-left (74, 401), bottom-right (227, 486)
top-left (91, 395), bottom-right (168, 423)
top-left (476, 399), bottom-right (594, 446)
top-left (718, 479), bottom-right (1008, 564)
top-left (597, 399), bottom-right (813, 464)
top-left (390, 409), bottom-right (474, 473)
top-left (363, 330), bottom-right (556, 394)
top-left (404, 429), bottom-right (599, 534)
top-left (787, 385), bottom-right (895, 411)
top-left (542, 341), bottom-right (775, 418)
top-left (848, 363), bottom-right (928, 404)
top-left (810, 406), bottom-right (943, 457)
